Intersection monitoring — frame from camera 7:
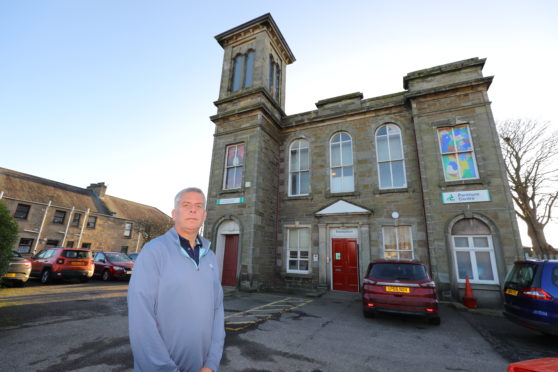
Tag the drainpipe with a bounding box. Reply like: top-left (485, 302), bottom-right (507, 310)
top-left (77, 208), bottom-right (90, 248)
top-left (61, 206), bottom-right (74, 247)
top-left (32, 200), bottom-right (51, 255)
top-left (411, 114), bottom-right (433, 278)
top-left (135, 230), bottom-right (142, 253)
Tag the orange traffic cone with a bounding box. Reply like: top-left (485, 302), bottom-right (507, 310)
top-left (463, 276), bottom-right (477, 309)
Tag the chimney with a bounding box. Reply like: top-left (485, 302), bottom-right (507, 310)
top-left (87, 182), bottom-right (107, 198)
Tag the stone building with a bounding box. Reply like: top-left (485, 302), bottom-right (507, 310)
top-left (0, 167), bottom-right (171, 255)
top-left (204, 14), bottom-right (522, 306)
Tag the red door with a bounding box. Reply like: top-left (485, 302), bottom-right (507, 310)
top-left (332, 239), bottom-right (359, 292)
top-left (221, 234), bottom-right (239, 287)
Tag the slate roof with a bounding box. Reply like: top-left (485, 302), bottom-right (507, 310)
top-left (0, 167), bottom-right (169, 223)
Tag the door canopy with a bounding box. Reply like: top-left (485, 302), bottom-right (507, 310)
top-left (315, 200), bottom-right (372, 216)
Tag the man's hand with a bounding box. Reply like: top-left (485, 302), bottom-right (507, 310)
top-left (200, 367), bottom-right (213, 372)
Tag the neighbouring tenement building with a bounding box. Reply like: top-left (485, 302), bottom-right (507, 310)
top-left (0, 167), bottom-right (171, 255)
top-left (204, 14), bottom-right (522, 306)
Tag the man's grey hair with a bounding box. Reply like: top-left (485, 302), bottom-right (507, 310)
top-left (174, 187), bottom-right (206, 209)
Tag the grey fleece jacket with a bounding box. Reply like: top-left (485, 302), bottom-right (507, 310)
top-left (128, 228), bottom-right (225, 372)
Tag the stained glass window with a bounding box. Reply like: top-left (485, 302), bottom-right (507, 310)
top-left (437, 125), bottom-right (478, 181)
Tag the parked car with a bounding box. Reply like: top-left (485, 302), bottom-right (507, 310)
top-left (503, 259), bottom-right (558, 336)
top-left (29, 248), bottom-right (94, 284)
top-left (361, 259), bottom-right (440, 325)
top-left (127, 253), bottom-right (138, 261)
top-left (93, 251), bottom-right (134, 281)
top-left (2, 251), bottom-right (32, 287)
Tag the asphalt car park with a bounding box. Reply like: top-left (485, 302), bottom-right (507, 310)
top-left (1, 282), bottom-right (557, 371)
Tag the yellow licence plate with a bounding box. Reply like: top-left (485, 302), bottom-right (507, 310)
top-left (505, 288), bottom-right (518, 296)
top-left (386, 286), bottom-right (410, 293)
top-left (4, 273), bottom-right (17, 277)
top-left (71, 261), bottom-right (84, 266)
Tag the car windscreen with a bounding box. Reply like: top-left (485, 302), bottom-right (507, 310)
top-left (505, 263), bottom-right (537, 289)
top-left (62, 250), bottom-right (92, 259)
top-left (368, 263), bottom-right (428, 281)
top-left (105, 252), bottom-right (133, 263)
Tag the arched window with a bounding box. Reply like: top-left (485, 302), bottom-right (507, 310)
top-left (375, 124), bottom-right (406, 189)
top-left (451, 218), bottom-right (498, 284)
top-left (330, 132), bottom-right (354, 193)
top-left (243, 50), bottom-right (254, 88)
top-left (231, 50), bottom-right (255, 92)
top-left (231, 54), bottom-right (244, 92)
top-left (289, 139), bottom-right (310, 196)
top-left (268, 55), bottom-right (281, 101)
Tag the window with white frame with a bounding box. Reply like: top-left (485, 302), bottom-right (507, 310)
top-left (124, 222), bottom-right (133, 238)
top-left (382, 226), bottom-right (413, 259)
top-left (289, 139), bottom-right (310, 196)
top-left (287, 227), bottom-right (310, 273)
top-left (376, 124), bottom-right (406, 189)
top-left (330, 132), bottom-right (354, 193)
top-left (437, 124), bottom-right (479, 181)
top-left (224, 143), bottom-right (245, 190)
top-left (451, 218), bottom-right (498, 284)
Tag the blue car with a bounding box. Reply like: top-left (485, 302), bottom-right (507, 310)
top-left (503, 260), bottom-right (558, 336)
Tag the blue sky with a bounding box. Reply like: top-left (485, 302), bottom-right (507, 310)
top-left (1, 1), bottom-right (557, 246)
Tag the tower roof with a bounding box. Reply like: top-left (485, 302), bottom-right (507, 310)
top-left (215, 13), bottom-right (295, 64)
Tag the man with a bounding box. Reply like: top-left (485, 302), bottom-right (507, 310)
top-left (128, 187), bottom-right (225, 372)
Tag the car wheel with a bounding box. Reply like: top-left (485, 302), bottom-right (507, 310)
top-left (363, 309), bottom-right (376, 318)
top-left (40, 269), bottom-right (52, 284)
top-left (102, 270), bottom-right (111, 281)
top-left (428, 317), bottom-right (441, 326)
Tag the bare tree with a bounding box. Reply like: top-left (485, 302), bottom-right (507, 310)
top-left (136, 217), bottom-right (174, 247)
top-left (498, 119), bottom-right (558, 256)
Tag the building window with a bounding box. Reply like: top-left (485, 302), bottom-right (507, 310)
top-left (231, 50), bottom-right (255, 92)
top-left (18, 238), bottom-right (34, 254)
top-left (224, 143), bottom-right (245, 190)
top-left (71, 213), bottom-right (81, 227)
top-left (287, 228), bottom-right (310, 273)
top-left (124, 222), bottom-right (133, 238)
top-left (87, 216), bottom-right (97, 229)
top-left (66, 241), bottom-right (74, 248)
top-left (268, 56), bottom-right (281, 100)
top-left (81, 242), bottom-right (92, 249)
top-left (376, 124), bottom-right (406, 189)
top-left (451, 218), bottom-right (498, 284)
top-left (45, 239), bottom-right (59, 248)
top-left (289, 139), bottom-right (310, 196)
top-left (244, 50), bottom-right (254, 88)
top-left (330, 132), bottom-right (354, 193)
top-left (382, 226), bottom-right (413, 259)
top-left (437, 124), bottom-right (478, 181)
top-left (53, 210), bottom-right (66, 224)
top-left (14, 204), bottom-right (30, 219)
top-left (121, 246), bottom-right (129, 254)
